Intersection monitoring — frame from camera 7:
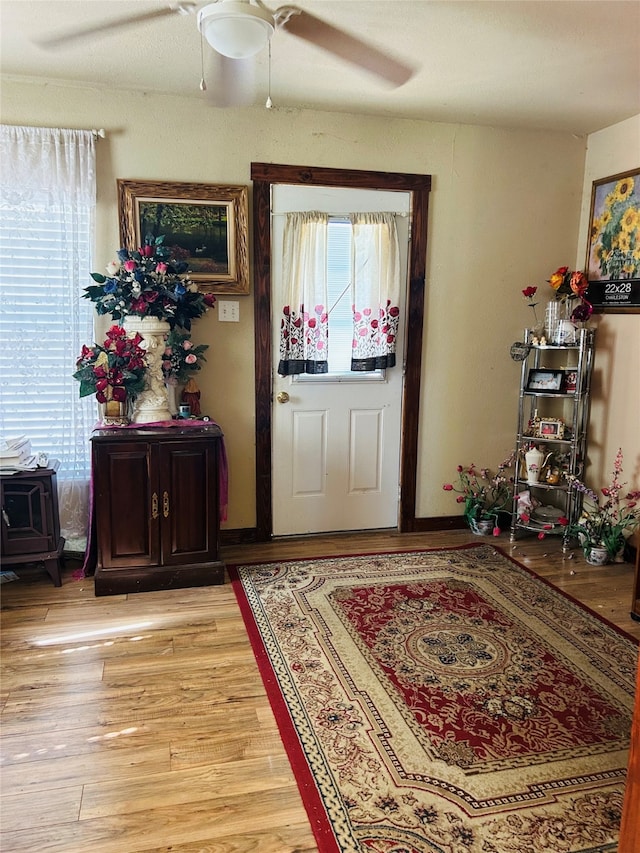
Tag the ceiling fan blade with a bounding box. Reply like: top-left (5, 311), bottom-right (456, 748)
top-left (36, 2), bottom-right (198, 50)
top-left (202, 53), bottom-right (257, 107)
top-left (276, 8), bottom-right (416, 87)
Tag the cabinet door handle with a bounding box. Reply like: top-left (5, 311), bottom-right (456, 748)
top-left (163, 491), bottom-right (170, 518)
top-left (151, 492), bottom-right (159, 520)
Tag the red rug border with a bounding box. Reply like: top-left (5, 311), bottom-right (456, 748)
top-left (230, 565), bottom-right (342, 853)
top-left (493, 543), bottom-right (640, 646)
top-left (228, 542), bottom-right (638, 853)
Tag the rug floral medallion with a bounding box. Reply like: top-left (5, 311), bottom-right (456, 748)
top-left (231, 544), bottom-right (638, 853)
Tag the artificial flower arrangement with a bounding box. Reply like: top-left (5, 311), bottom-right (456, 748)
top-left (546, 265), bottom-right (593, 324)
top-left (73, 325), bottom-right (146, 402)
top-left (162, 330), bottom-right (208, 384)
top-left (443, 453), bottom-right (516, 535)
top-left (83, 235), bottom-right (216, 330)
top-left (564, 448), bottom-right (640, 560)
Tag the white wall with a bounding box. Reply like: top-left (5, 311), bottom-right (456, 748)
top-left (576, 115), bottom-right (640, 492)
top-left (1, 79), bottom-right (596, 527)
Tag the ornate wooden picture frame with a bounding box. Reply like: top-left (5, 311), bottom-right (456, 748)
top-left (118, 179), bottom-right (250, 294)
top-left (536, 418), bottom-right (565, 440)
top-left (584, 168), bottom-right (640, 312)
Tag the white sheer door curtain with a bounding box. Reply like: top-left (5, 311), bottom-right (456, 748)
top-left (277, 211), bottom-right (401, 376)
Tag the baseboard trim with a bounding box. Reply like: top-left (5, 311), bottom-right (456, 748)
top-left (220, 527), bottom-right (260, 546)
top-left (221, 517), bottom-right (467, 543)
top-left (405, 515), bottom-right (467, 533)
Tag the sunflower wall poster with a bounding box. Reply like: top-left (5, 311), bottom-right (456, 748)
top-left (585, 168), bottom-right (640, 311)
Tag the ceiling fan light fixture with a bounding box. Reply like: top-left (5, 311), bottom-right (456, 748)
top-left (198, 1), bottom-right (275, 59)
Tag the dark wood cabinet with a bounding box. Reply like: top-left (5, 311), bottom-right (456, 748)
top-left (91, 425), bottom-right (225, 596)
top-left (0, 463), bottom-right (64, 586)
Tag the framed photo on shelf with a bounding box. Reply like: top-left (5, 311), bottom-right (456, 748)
top-left (584, 168), bottom-right (640, 313)
top-left (526, 369), bottom-right (564, 393)
top-left (536, 418), bottom-right (565, 440)
top-left (563, 369), bottom-right (577, 394)
top-left (117, 179), bottom-right (250, 294)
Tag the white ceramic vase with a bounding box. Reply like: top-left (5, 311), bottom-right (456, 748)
top-left (123, 316), bottom-right (172, 423)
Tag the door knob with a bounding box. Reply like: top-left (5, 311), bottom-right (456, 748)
top-left (276, 391), bottom-right (290, 404)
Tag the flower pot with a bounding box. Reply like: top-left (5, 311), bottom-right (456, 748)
top-left (469, 518), bottom-right (495, 536)
top-left (584, 545), bottom-right (609, 566)
top-left (99, 398), bottom-right (130, 426)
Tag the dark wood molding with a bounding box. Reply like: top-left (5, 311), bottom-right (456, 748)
top-left (220, 527), bottom-right (260, 546)
top-left (408, 515), bottom-right (468, 533)
top-left (251, 163), bottom-right (431, 541)
top-left (220, 520), bottom-right (467, 545)
top-left (252, 175), bottom-right (273, 541)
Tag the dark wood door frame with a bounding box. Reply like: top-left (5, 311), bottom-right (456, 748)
top-left (251, 163), bottom-right (431, 540)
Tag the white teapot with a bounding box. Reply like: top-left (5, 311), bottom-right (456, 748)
top-left (524, 446), bottom-right (552, 485)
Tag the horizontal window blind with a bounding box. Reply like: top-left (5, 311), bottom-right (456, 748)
top-left (0, 198), bottom-right (95, 478)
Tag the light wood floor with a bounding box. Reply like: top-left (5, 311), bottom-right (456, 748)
top-left (1, 530), bottom-right (639, 853)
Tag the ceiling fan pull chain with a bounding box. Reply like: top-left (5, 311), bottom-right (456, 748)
top-left (199, 30), bottom-right (207, 92)
top-left (265, 39), bottom-right (273, 109)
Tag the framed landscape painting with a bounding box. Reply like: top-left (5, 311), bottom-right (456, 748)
top-left (584, 168), bottom-right (640, 312)
top-left (118, 179), bottom-right (250, 294)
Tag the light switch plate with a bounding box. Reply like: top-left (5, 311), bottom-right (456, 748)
top-left (218, 300), bottom-right (240, 322)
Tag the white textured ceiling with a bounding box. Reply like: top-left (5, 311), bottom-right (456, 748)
top-left (1, 0), bottom-right (639, 135)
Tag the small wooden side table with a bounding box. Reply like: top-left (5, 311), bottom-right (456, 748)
top-left (0, 462), bottom-right (64, 586)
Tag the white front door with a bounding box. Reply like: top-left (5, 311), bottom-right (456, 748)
top-left (271, 185), bottom-right (409, 536)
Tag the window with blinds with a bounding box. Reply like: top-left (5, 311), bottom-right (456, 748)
top-left (0, 199), bottom-right (95, 477)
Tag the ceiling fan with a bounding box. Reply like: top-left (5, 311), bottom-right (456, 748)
top-left (36, 0), bottom-right (415, 104)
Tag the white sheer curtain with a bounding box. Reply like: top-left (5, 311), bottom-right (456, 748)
top-left (278, 211), bottom-right (401, 375)
top-left (349, 212), bottom-right (401, 371)
top-left (278, 211), bottom-right (330, 375)
top-left (0, 125), bottom-right (96, 550)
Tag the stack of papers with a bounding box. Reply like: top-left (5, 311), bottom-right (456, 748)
top-left (0, 436), bottom-right (43, 474)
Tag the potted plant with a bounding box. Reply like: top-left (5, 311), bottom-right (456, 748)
top-left (73, 325), bottom-right (147, 423)
top-left (161, 330), bottom-right (209, 416)
top-left (565, 448), bottom-right (640, 564)
top-left (443, 453), bottom-right (515, 535)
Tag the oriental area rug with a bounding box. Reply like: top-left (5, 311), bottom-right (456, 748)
top-left (230, 544), bottom-right (638, 853)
